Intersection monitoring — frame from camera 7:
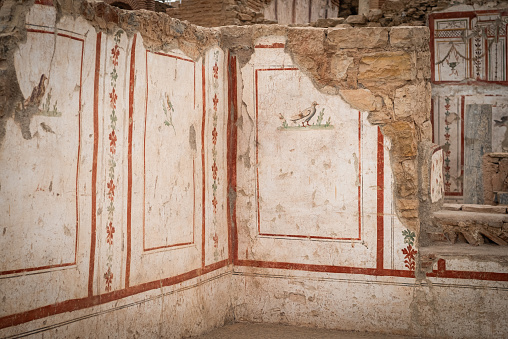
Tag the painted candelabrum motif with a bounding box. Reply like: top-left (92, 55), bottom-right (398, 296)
top-left (211, 50), bottom-right (221, 261)
top-left (278, 101), bottom-right (333, 130)
top-left (434, 13), bottom-right (508, 82)
top-left (443, 96), bottom-right (453, 192)
top-left (401, 229), bottom-right (417, 271)
top-left (104, 29), bottom-right (123, 293)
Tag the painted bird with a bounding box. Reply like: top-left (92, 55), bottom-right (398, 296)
top-left (290, 101), bottom-right (318, 127)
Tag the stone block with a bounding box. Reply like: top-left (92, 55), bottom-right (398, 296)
top-left (314, 18), bottom-right (344, 28)
top-left (433, 210), bottom-right (508, 228)
top-left (461, 204), bottom-right (507, 214)
top-left (390, 26), bottom-right (429, 49)
top-left (442, 203), bottom-right (463, 211)
top-left (394, 82), bottom-right (431, 119)
top-left (340, 89), bottom-right (383, 111)
top-left (327, 27), bottom-right (388, 49)
top-left (345, 14), bottom-right (367, 24)
top-left (382, 121), bottom-right (417, 158)
top-left (330, 53), bottom-right (354, 80)
top-left (358, 52), bottom-right (411, 81)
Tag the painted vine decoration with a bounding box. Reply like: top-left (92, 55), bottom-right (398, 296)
top-left (211, 51), bottom-right (220, 261)
top-left (401, 229), bottom-right (417, 271)
top-left (443, 97), bottom-right (452, 192)
top-left (104, 30), bottom-right (123, 292)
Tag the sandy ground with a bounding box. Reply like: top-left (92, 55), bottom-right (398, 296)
top-left (189, 323), bottom-right (421, 339)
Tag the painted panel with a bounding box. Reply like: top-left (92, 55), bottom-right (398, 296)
top-left (2, 27), bottom-right (82, 274)
top-left (432, 95), bottom-right (463, 197)
top-left (0, 4), bottom-right (95, 316)
top-left (236, 38), bottom-right (380, 268)
top-left (128, 36), bottom-right (202, 286)
top-left (143, 50), bottom-right (196, 251)
top-left (431, 12), bottom-right (508, 84)
top-left (204, 48), bottom-right (229, 266)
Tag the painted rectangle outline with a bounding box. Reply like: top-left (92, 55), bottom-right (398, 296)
top-left (143, 50), bottom-right (196, 252)
top-left (0, 27), bottom-right (84, 276)
top-left (429, 10), bottom-right (508, 85)
top-left (254, 67), bottom-right (362, 241)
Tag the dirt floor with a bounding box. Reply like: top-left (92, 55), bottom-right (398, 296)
top-left (190, 323), bottom-right (421, 339)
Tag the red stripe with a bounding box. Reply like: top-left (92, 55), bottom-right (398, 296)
top-left (26, 29), bottom-right (84, 42)
top-left (88, 32), bottom-right (101, 296)
top-left (376, 128), bottom-right (384, 270)
top-left (0, 260), bottom-right (229, 330)
top-left (125, 34), bottom-right (136, 288)
top-left (254, 43), bottom-right (285, 48)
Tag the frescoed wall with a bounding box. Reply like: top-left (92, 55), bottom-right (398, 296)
top-left (0, 1), bottom-right (507, 338)
top-left (0, 2), bottom-right (233, 337)
top-left (430, 8), bottom-right (508, 203)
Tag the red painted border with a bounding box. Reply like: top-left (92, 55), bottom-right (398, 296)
top-left (88, 32), bottom-right (101, 296)
top-left (254, 67), bottom-right (362, 241)
top-left (142, 50), bottom-right (196, 252)
top-left (254, 43), bottom-right (285, 49)
top-left (0, 259), bottom-right (229, 330)
top-left (125, 33), bottom-right (136, 288)
top-left (34, 0), bottom-right (54, 5)
top-left (376, 128), bottom-right (384, 270)
top-left (1, 28), bottom-right (84, 276)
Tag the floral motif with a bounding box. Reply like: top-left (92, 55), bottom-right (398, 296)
top-left (401, 229), bottom-right (417, 271)
top-left (213, 63), bottom-right (218, 79)
top-left (212, 162), bottom-right (218, 180)
top-left (213, 94), bottom-right (218, 111)
top-left (104, 29), bottom-right (123, 292)
top-left (212, 128), bottom-right (218, 145)
top-left (106, 222), bottom-right (115, 245)
top-left (107, 179), bottom-right (115, 200)
top-left (104, 268), bottom-right (113, 292)
top-left (109, 131), bottom-right (117, 154)
top-left (213, 233), bottom-right (218, 248)
top-left (111, 45), bottom-right (120, 66)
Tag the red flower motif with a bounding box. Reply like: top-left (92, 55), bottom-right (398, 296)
top-left (213, 63), bottom-right (219, 79)
top-left (212, 196), bottom-right (218, 212)
top-left (111, 45), bottom-right (120, 66)
top-left (104, 268), bottom-right (113, 292)
top-left (107, 179), bottom-right (115, 200)
top-left (109, 131), bottom-right (117, 154)
top-left (402, 245), bottom-right (417, 271)
top-left (212, 128), bottom-right (218, 145)
top-left (109, 88), bottom-right (117, 109)
top-left (213, 94), bottom-right (218, 111)
top-left (106, 221), bottom-right (115, 245)
top-left (213, 233), bottom-right (218, 248)
top-left (212, 162), bottom-right (218, 180)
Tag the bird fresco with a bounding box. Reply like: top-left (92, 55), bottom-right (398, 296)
top-left (278, 101), bottom-right (333, 130)
top-left (291, 101), bottom-right (318, 127)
